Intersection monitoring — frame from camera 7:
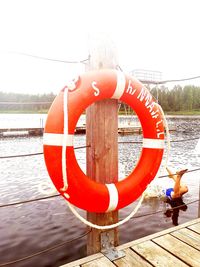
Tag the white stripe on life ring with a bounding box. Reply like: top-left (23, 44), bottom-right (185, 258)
top-left (43, 133), bottom-right (74, 147)
top-left (111, 71), bottom-right (126, 100)
top-left (105, 183), bottom-right (119, 212)
top-left (142, 138), bottom-right (165, 149)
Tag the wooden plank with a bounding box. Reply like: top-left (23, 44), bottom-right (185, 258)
top-left (64, 219), bottom-right (200, 267)
top-left (82, 256), bottom-right (115, 267)
top-left (171, 228), bottom-right (200, 251)
top-left (153, 234), bottom-right (200, 267)
top-left (117, 218), bottom-right (200, 250)
top-left (132, 240), bottom-right (187, 267)
top-left (114, 248), bottom-right (152, 267)
top-left (188, 221), bottom-right (200, 234)
top-left (60, 253), bottom-right (103, 267)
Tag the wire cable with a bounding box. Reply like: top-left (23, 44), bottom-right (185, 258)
top-left (1, 136), bottom-right (199, 159)
top-left (118, 136), bottom-right (200, 145)
top-left (0, 167), bottom-right (198, 210)
top-left (130, 198), bottom-right (199, 219)
top-left (158, 167), bottom-right (200, 179)
top-left (0, 152), bottom-right (43, 159)
top-left (0, 194), bottom-right (60, 208)
top-left (0, 198), bottom-right (198, 265)
top-left (0, 145), bottom-right (89, 159)
top-left (118, 65), bottom-right (200, 84)
top-left (0, 168), bottom-right (199, 208)
top-left (11, 51), bottom-right (89, 64)
top-left (0, 228), bottom-right (92, 267)
top-left (169, 137), bottom-right (200, 143)
top-left (0, 101), bottom-right (52, 105)
top-left (0, 199), bottom-right (198, 266)
top-left (157, 75), bottom-right (200, 84)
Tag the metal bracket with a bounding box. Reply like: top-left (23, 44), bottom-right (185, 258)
top-left (100, 231), bottom-right (125, 261)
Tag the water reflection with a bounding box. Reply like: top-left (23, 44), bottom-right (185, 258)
top-left (0, 115), bottom-right (200, 266)
top-left (164, 198), bottom-right (188, 226)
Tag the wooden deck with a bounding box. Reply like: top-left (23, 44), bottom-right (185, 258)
top-left (61, 218), bottom-right (200, 267)
top-left (0, 127), bottom-right (44, 137)
top-left (0, 125), bottom-right (177, 137)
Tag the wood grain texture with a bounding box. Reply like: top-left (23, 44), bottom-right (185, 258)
top-left (60, 253), bottom-right (103, 267)
top-left (132, 240), bottom-right (187, 267)
top-left (82, 256), bottom-right (115, 267)
top-left (63, 219), bottom-right (200, 267)
top-left (153, 234), bottom-right (200, 267)
top-left (114, 248), bottom-right (152, 267)
top-left (86, 99), bottom-right (119, 254)
top-left (86, 34), bottom-right (119, 255)
top-left (188, 221), bottom-right (200, 234)
top-left (171, 228), bottom-right (200, 250)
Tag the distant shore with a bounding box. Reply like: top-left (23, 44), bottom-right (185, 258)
top-left (1, 109), bottom-right (200, 116)
top-left (0, 109), bottom-right (49, 114)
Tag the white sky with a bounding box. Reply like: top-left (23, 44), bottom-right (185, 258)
top-left (0, 0), bottom-right (200, 94)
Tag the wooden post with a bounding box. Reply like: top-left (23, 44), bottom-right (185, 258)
top-left (86, 33), bottom-right (119, 255)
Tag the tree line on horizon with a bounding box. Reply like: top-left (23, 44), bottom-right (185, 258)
top-left (0, 91), bottom-right (56, 111)
top-left (150, 85), bottom-right (200, 112)
top-left (0, 85), bottom-right (200, 112)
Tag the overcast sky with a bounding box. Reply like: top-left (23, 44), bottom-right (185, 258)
top-left (0, 0), bottom-right (200, 94)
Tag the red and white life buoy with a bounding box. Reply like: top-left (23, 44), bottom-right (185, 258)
top-left (43, 69), bottom-right (165, 213)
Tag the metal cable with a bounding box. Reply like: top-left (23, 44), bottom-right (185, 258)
top-left (0, 228), bottom-right (92, 267)
top-left (156, 75), bottom-right (200, 84)
top-left (0, 152), bottom-right (43, 159)
top-left (130, 199), bottom-right (199, 220)
top-left (0, 194), bottom-right (60, 208)
top-left (11, 51), bottom-right (89, 64)
top-left (0, 199), bottom-right (198, 265)
top-left (169, 137), bottom-right (200, 142)
top-left (1, 136), bottom-right (199, 159)
top-left (0, 168), bottom-right (200, 208)
top-left (0, 199), bottom-right (198, 266)
top-left (0, 145), bottom-right (90, 159)
top-left (158, 167), bottom-right (200, 179)
top-left (118, 65), bottom-right (200, 84)
top-left (2, 192), bottom-right (197, 220)
top-left (0, 101), bottom-right (52, 105)
top-left (118, 136), bottom-right (200, 144)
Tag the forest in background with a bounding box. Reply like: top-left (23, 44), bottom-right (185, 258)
top-left (150, 85), bottom-right (200, 113)
top-left (0, 91), bottom-right (55, 112)
top-left (0, 84), bottom-right (200, 114)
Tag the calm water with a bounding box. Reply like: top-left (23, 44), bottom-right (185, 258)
top-left (0, 114), bottom-right (200, 267)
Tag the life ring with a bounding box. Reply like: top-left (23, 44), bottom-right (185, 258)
top-left (43, 69), bottom-right (165, 213)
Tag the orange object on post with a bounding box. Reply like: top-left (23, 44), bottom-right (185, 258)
top-left (43, 69), bottom-right (165, 213)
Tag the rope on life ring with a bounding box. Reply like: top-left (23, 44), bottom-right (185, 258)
top-left (62, 96), bottom-right (170, 230)
top-left (155, 102), bottom-right (171, 171)
top-left (43, 70), bottom-right (167, 225)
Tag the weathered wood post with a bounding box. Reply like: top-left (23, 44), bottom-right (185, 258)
top-left (86, 33), bottom-right (119, 255)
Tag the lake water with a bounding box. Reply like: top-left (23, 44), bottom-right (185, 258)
top-left (0, 114), bottom-right (200, 267)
